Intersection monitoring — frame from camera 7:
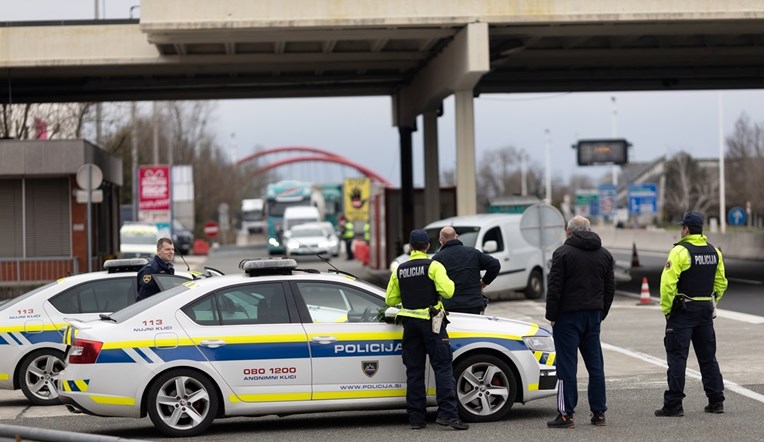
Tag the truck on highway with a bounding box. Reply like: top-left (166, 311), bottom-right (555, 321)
top-left (241, 198), bottom-right (265, 234)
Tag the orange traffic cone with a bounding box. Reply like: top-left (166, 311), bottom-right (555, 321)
top-left (631, 242), bottom-right (641, 268)
top-left (637, 276), bottom-right (653, 305)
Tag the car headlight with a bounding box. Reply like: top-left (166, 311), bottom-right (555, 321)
top-left (269, 237), bottom-right (280, 247)
top-left (286, 240), bottom-right (300, 250)
top-left (523, 335), bottom-right (555, 352)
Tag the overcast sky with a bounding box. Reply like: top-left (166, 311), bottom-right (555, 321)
top-left (4, 0), bottom-right (764, 187)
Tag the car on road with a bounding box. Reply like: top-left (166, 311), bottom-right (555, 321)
top-left (284, 223), bottom-right (336, 259)
top-left (59, 258), bottom-right (557, 437)
top-left (390, 214), bottom-right (557, 300)
top-left (0, 259), bottom-right (219, 406)
top-left (172, 220), bottom-right (194, 256)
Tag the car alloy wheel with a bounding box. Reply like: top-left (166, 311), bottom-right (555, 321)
top-left (19, 349), bottom-right (65, 405)
top-left (454, 355), bottom-right (517, 422)
top-left (147, 369), bottom-right (219, 437)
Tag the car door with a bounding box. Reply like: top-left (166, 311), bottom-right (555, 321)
top-left (291, 281), bottom-right (407, 401)
top-left (481, 224), bottom-right (526, 294)
top-left (177, 282), bottom-right (312, 403)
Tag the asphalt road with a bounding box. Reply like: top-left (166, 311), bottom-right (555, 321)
top-left (0, 237), bottom-right (759, 441)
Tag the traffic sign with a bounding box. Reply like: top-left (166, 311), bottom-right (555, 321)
top-left (520, 203), bottom-right (565, 249)
top-left (628, 184), bottom-right (657, 215)
top-left (728, 207), bottom-right (747, 226)
top-left (203, 221), bottom-right (220, 238)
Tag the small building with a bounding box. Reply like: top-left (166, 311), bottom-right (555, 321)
top-left (0, 139), bottom-right (122, 283)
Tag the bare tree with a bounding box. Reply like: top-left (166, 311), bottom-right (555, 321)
top-left (725, 112), bottom-right (763, 224)
top-left (663, 151), bottom-right (718, 222)
top-left (0, 103), bottom-right (94, 139)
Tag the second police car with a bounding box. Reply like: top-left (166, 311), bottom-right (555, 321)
top-left (59, 258), bottom-right (557, 437)
top-left (0, 258), bottom-right (215, 405)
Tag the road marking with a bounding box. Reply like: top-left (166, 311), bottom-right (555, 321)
top-left (602, 342), bottom-right (764, 404)
top-left (617, 290), bottom-right (764, 324)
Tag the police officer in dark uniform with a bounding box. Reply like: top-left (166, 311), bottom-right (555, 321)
top-left (655, 212), bottom-right (728, 417)
top-left (385, 230), bottom-right (468, 431)
top-left (136, 237), bottom-right (176, 301)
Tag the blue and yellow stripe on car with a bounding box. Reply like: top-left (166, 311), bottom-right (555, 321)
top-left (62, 379), bottom-right (90, 392)
top-left (534, 351), bottom-right (556, 366)
top-left (0, 324), bottom-right (67, 346)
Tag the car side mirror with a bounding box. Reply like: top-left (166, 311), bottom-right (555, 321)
top-left (483, 240), bottom-right (498, 253)
top-left (283, 231), bottom-right (292, 238)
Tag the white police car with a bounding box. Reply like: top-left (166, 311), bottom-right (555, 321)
top-left (59, 258), bottom-right (557, 437)
top-left (0, 258), bottom-right (216, 405)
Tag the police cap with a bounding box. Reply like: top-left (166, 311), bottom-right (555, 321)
top-left (677, 211), bottom-right (703, 231)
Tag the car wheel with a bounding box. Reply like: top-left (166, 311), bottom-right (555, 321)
top-left (147, 369), bottom-right (219, 437)
top-left (524, 269), bottom-right (544, 300)
top-left (454, 354), bottom-right (517, 422)
top-left (18, 349), bottom-right (65, 405)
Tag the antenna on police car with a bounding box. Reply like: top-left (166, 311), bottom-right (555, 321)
top-left (290, 237), bottom-right (357, 278)
top-left (174, 245), bottom-right (192, 275)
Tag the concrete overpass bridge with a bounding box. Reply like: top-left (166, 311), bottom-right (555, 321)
top-left (1, 0), bottom-right (762, 238)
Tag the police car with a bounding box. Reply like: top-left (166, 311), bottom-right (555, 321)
top-left (59, 258), bottom-right (557, 437)
top-left (0, 258), bottom-right (217, 405)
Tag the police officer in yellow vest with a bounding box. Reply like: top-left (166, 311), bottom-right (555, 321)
top-left (363, 222), bottom-right (370, 242)
top-left (385, 229), bottom-right (468, 431)
top-left (342, 220), bottom-right (354, 260)
top-left (655, 211), bottom-right (728, 417)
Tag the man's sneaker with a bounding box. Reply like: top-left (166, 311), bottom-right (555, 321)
top-left (547, 414), bottom-right (574, 429)
top-left (704, 402), bottom-right (724, 414)
top-left (655, 405), bottom-right (684, 417)
top-left (435, 417), bottom-right (469, 430)
top-left (591, 411), bottom-right (606, 426)
top-left (411, 422), bottom-right (427, 430)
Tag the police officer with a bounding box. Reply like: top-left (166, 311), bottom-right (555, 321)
top-left (342, 219), bottom-right (355, 260)
top-left (363, 222), bottom-right (370, 243)
top-left (136, 237), bottom-right (175, 301)
top-left (385, 230), bottom-right (468, 431)
top-left (655, 211), bottom-right (728, 417)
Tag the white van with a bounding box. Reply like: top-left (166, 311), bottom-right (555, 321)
top-left (119, 223), bottom-right (160, 258)
top-left (282, 206), bottom-right (322, 232)
top-left (390, 214), bottom-right (561, 299)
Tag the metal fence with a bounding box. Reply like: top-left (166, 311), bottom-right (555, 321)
top-left (0, 257), bottom-right (79, 282)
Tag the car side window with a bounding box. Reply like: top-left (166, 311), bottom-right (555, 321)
top-left (49, 287), bottom-right (79, 314)
top-left (182, 283), bottom-right (289, 326)
top-left (482, 226), bottom-right (504, 253)
top-left (296, 282), bottom-right (386, 323)
top-left (78, 278), bottom-right (136, 313)
top-left (49, 278), bottom-right (135, 314)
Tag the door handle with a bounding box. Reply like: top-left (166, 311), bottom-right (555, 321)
top-left (311, 336), bottom-right (338, 344)
top-left (200, 340), bottom-right (227, 348)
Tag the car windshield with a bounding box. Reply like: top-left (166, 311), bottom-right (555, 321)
top-left (121, 232), bottom-right (157, 244)
top-left (428, 226), bottom-right (481, 251)
top-left (108, 284), bottom-right (190, 322)
top-left (292, 228), bottom-right (324, 238)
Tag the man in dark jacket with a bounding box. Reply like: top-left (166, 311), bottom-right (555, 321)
top-left (433, 226), bottom-right (500, 314)
top-left (136, 237), bottom-right (175, 301)
top-left (545, 216), bottom-right (615, 429)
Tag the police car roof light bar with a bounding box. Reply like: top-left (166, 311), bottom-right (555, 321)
top-left (103, 258), bottom-right (150, 273)
top-left (240, 258), bottom-right (298, 277)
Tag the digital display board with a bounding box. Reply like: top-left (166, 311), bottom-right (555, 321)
top-left (576, 139), bottom-right (629, 166)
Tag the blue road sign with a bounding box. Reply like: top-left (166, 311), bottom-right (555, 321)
top-left (598, 184), bottom-right (617, 217)
top-left (628, 183), bottom-right (657, 215)
top-left (728, 207), bottom-right (747, 226)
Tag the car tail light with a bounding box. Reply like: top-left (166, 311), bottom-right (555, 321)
top-left (68, 339), bottom-right (103, 364)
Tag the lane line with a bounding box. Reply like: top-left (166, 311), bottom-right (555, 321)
top-left (602, 342), bottom-right (764, 403)
top-left (616, 290), bottom-right (764, 324)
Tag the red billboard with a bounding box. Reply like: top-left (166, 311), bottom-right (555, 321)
top-left (138, 165), bottom-right (170, 222)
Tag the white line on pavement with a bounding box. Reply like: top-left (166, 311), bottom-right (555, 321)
top-left (601, 342), bottom-right (764, 403)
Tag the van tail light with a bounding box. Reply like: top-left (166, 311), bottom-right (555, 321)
top-left (68, 339), bottom-right (103, 364)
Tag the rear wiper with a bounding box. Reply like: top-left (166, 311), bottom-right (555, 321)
top-left (99, 313), bottom-right (116, 322)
